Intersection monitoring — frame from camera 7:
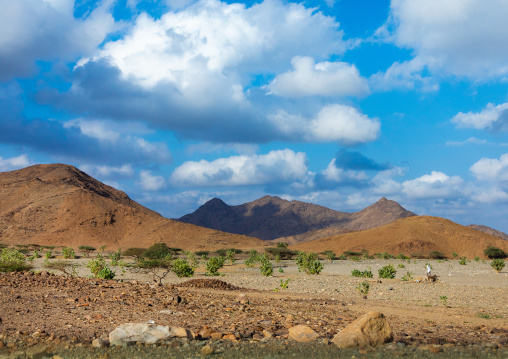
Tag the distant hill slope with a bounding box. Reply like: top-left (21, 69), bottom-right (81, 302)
top-left (0, 164), bottom-right (266, 251)
top-left (292, 216), bottom-right (508, 258)
top-left (468, 224), bottom-right (508, 241)
top-left (180, 196), bottom-right (416, 240)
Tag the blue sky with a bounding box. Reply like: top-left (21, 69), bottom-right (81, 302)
top-left (2, 0), bottom-right (508, 232)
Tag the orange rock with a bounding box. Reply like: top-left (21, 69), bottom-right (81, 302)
top-left (332, 312), bottom-right (393, 349)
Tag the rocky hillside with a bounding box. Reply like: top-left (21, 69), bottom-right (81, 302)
top-left (468, 224), bottom-right (508, 241)
top-left (0, 164), bottom-right (266, 251)
top-left (180, 196), bottom-right (416, 241)
top-left (292, 216), bottom-right (508, 259)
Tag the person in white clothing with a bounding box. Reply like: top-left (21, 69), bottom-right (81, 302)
top-left (426, 264), bottom-right (431, 277)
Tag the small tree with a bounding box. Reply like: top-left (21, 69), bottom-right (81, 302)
top-left (43, 259), bottom-right (78, 277)
top-left (133, 256), bottom-right (173, 284)
top-left (172, 258), bottom-right (195, 277)
top-left (296, 252), bottom-right (323, 275)
top-left (205, 257), bottom-right (225, 276)
top-left (323, 250), bottom-right (336, 261)
top-left (62, 247), bottom-right (76, 259)
top-left (484, 246), bottom-right (507, 259)
top-left (86, 254), bottom-right (115, 279)
top-left (259, 255), bottom-right (273, 276)
top-left (378, 264), bottom-right (397, 279)
top-left (143, 243), bottom-right (174, 259)
top-left (226, 249), bottom-right (237, 265)
top-left (79, 245), bottom-right (96, 257)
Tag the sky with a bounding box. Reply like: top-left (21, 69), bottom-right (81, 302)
top-left (2, 0), bottom-right (508, 232)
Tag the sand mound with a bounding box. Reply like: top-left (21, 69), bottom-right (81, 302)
top-left (292, 216), bottom-right (508, 258)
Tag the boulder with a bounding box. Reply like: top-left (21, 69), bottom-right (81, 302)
top-left (109, 323), bottom-right (193, 346)
top-left (288, 325), bottom-right (320, 342)
top-left (332, 312), bottom-right (393, 348)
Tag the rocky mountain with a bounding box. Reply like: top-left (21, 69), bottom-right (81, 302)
top-left (468, 224), bottom-right (508, 241)
top-left (292, 216), bottom-right (508, 259)
top-left (179, 196), bottom-right (416, 241)
top-left (0, 164), bottom-right (266, 251)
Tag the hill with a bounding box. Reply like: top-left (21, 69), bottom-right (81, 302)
top-left (292, 216), bottom-right (508, 258)
top-left (468, 224), bottom-right (508, 241)
top-left (179, 196), bottom-right (416, 241)
top-left (0, 164), bottom-right (266, 251)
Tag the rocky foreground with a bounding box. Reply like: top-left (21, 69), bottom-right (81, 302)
top-left (1, 269), bottom-right (507, 358)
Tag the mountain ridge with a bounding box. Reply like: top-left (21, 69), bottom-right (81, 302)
top-left (179, 195), bottom-right (416, 241)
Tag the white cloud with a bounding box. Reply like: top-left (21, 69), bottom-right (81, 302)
top-left (451, 102), bottom-right (508, 131)
top-left (322, 159), bottom-right (367, 182)
top-left (471, 187), bottom-right (508, 204)
top-left (139, 170), bottom-right (166, 191)
top-left (271, 104), bottom-right (380, 145)
top-left (0, 0), bottom-right (116, 80)
top-left (470, 153), bottom-right (508, 181)
top-left (446, 137), bottom-right (488, 146)
top-left (380, 0), bottom-right (508, 81)
top-left (170, 149), bottom-right (309, 186)
top-left (0, 154), bottom-right (32, 172)
top-left (80, 164), bottom-right (134, 178)
top-left (402, 171), bottom-right (465, 199)
top-left (268, 56), bottom-right (369, 97)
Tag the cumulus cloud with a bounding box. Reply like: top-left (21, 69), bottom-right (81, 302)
top-left (271, 104), bottom-right (380, 145)
top-left (375, 0), bottom-right (508, 85)
top-left (321, 159), bottom-right (367, 183)
top-left (402, 171), bottom-right (465, 199)
top-left (0, 154), bottom-right (32, 172)
top-left (268, 57), bottom-right (369, 97)
top-left (0, 0), bottom-right (116, 80)
top-left (470, 153), bottom-right (508, 182)
top-left (139, 170), bottom-right (166, 191)
top-left (79, 164), bottom-right (134, 179)
top-left (170, 149), bottom-right (309, 186)
top-left (451, 102), bottom-right (508, 132)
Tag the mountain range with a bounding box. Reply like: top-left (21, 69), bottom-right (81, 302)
top-left (179, 196), bottom-right (416, 241)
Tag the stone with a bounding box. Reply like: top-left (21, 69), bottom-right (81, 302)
top-left (210, 332), bottom-right (223, 340)
top-left (199, 328), bottom-right (213, 339)
top-left (236, 293), bottom-right (248, 304)
top-left (25, 345), bottom-right (48, 359)
top-left (201, 344), bottom-right (214, 355)
top-left (288, 325), bottom-right (320, 343)
top-left (92, 338), bottom-right (109, 348)
top-left (222, 333), bottom-right (238, 342)
top-left (109, 323), bottom-right (194, 346)
top-left (332, 312), bottom-right (393, 349)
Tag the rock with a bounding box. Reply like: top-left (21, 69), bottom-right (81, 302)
top-left (109, 323), bottom-right (194, 346)
top-left (236, 293), bottom-right (248, 304)
top-left (222, 333), bottom-right (238, 342)
top-left (199, 328), bottom-right (213, 339)
top-left (92, 338), bottom-right (109, 348)
top-left (332, 312), bottom-right (393, 349)
top-left (210, 332), bottom-right (223, 340)
top-left (25, 344), bottom-right (48, 359)
top-left (288, 325), bottom-right (320, 343)
top-left (201, 344), bottom-right (214, 355)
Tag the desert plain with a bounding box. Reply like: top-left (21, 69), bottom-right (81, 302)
top-left (0, 254), bottom-right (507, 358)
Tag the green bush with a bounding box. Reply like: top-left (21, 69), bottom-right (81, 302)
top-left (343, 250), bottom-right (362, 258)
top-left (265, 247), bottom-right (297, 260)
top-left (123, 248), bottom-right (146, 258)
top-left (245, 249), bottom-right (259, 267)
top-left (401, 271), bottom-right (413, 281)
top-left (484, 246), bottom-right (507, 259)
top-left (172, 258), bottom-right (195, 277)
top-left (215, 249), bottom-right (227, 257)
top-left (396, 253), bottom-right (409, 260)
top-left (357, 280), bottom-right (370, 299)
top-left (226, 249), bottom-right (237, 265)
top-left (459, 257), bottom-right (467, 265)
top-left (296, 252), bottom-right (323, 275)
top-left (43, 259), bottom-right (78, 277)
top-left (86, 254), bottom-right (115, 279)
top-left (143, 243), bottom-right (174, 259)
top-left (351, 269), bottom-right (373, 278)
top-left (452, 252), bottom-right (458, 258)
top-left (45, 251), bottom-right (52, 259)
top-left (0, 248), bottom-right (32, 272)
top-left (195, 251), bottom-right (210, 257)
top-left (491, 259), bottom-right (505, 272)
top-left (79, 245), bottom-right (96, 257)
top-left (378, 264), bottom-right (397, 279)
top-left (397, 263), bottom-right (405, 268)
top-left (323, 250), bottom-right (336, 261)
top-left (277, 243), bottom-right (288, 248)
top-left (375, 252), bottom-right (394, 259)
top-left (62, 247), bottom-right (76, 259)
top-left (109, 249), bottom-right (122, 265)
top-left (259, 259), bottom-right (273, 276)
top-left (205, 257), bottom-right (225, 276)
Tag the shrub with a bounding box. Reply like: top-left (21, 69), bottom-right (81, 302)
top-left (459, 257), bottom-right (467, 265)
top-left (351, 269), bottom-right (373, 278)
top-left (429, 251), bottom-right (446, 259)
top-left (259, 259), bottom-right (273, 277)
top-left (401, 271), bottom-right (413, 281)
top-left (452, 252), bottom-right (458, 258)
top-left (172, 258), bottom-right (195, 277)
top-left (350, 256), bottom-right (361, 262)
top-left (62, 247), bottom-right (76, 259)
top-left (375, 252), bottom-right (394, 259)
top-left (45, 250), bottom-right (52, 259)
top-left (133, 257), bottom-right (173, 284)
top-left (277, 243), bottom-right (288, 248)
top-left (0, 248), bottom-right (32, 272)
top-left (215, 249), bottom-right (227, 257)
top-left (123, 248), bottom-right (146, 258)
top-left (323, 250), bottom-right (336, 261)
top-left (205, 257), bottom-right (225, 276)
top-left (245, 249), bottom-right (259, 267)
top-left (86, 254), bottom-right (115, 279)
top-left (343, 250), bottom-right (362, 258)
top-left (484, 246), bottom-right (507, 259)
top-left (43, 259), bottom-right (78, 277)
top-left (79, 245), bottom-right (96, 257)
top-left (0, 243), bottom-right (7, 249)
top-left (226, 249), bottom-right (237, 265)
top-left (491, 259), bottom-right (505, 272)
top-left (265, 247), bottom-right (297, 260)
top-left (109, 249), bottom-right (122, 265)
top-left (410, 252), bottom-right (426, 259)
top-left (143, 243), bottom-right (174, 259)
top-left (357, 280), bottom-right (370, 299)
top-left (195, 251), bottom-right (210, 257)
top-left (183, 250), bottom-right (199, 269)
top-left (396, 253), bottom-right (409, 260)
top-left (474, 256), bottom-right (480, 262)
top-left (296, 252), bottom-right (323, 275)
top-left (378, 264), bottom-right (397, 279)
top-left (397, 263), bottom-right (405, 268)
